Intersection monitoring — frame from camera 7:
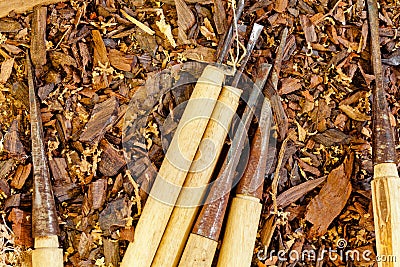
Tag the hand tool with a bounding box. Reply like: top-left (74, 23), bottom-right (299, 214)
top-left (367, 0), bottom-right (400, 265)
top-left (152, 22), bottom-right (262, 267)
top-left (151, 85), bottom-right (241, 267)
top-left (27, 54), bottom-right (63, 267)
top-left (178, 57), bottom-right (271, 267)
top-left (217, 88), bottom-right (272, 267)
top-left (120, 2), bottom-right (245, 266)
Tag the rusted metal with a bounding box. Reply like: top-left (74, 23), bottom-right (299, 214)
top-left (235, 97), bottom-right (272, 199)
top-left (367, 0), bottom-right (397, 165)
top-left (192, 55), bottom-right (271, 241)
top-left (27, 54), bottom-right (60, 237)
top-left (216, 0), bottom-right (245, 64)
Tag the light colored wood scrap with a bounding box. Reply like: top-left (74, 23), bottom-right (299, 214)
top-left (120, 9), bottom-right (155, 35)
top-left (0, 0), bottom-right (65, 18)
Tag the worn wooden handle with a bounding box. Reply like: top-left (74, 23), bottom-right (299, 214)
top-left (371, 163), bottom-right (400, 267)
top-left (32, 236), bottom-right (63, 267)
top-left (217, 195), bottom-right (262, 267)
top-left (152, 85), bottom-right (241, 267)
top-left (178, 234), bottom-right (218, 267)
top-left (120, 66), bottom-right (225, 267)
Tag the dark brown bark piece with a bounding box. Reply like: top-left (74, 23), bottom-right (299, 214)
top-left (49, 157), bottom-right (71, 186)
top-left (108, 49), bottom-right (134, 72)
top-left (11, 163), bottom-right (32, 189)
top-left (37, 83), bottom-right (55, 101)
top-left (3, 119), bottom-right (27, 159)
top-left (299, 14), bottom-right (317, 43)
top-left (0, 57), bottom-right (14, 84)
top-left (118, 226), bottom-right (135, 242)
top-left (212, 0), bottom-right (227, 34)
top-left (0, 19), bottom-right (22, 32)
top-left (92, 29), bottom-right (109, 66)
top-left (11, 81), bottom-right (30, 109)
top-left (98, 196), bottom-right (132, 232)
top-left (274, 0), bottom-right (288, 12)
top-left (305, 155), bottom-right (353, 237)
top-left (275, 176), bottom-right (326, 210)
top-left (8, 208), bottom-right (33, 247)
top-left (79, 96), bottom-right (119, 144)
top-left (30, 6), bottom-right (47, 68)
top-left (296, 157), bottom-right (321, 176)
top-left (4, 193), bottom-right (21, 209)
top-left (103, 238), bottom-right (120, 267)
top-left (98, 139), bottom-right (126, 177)
top-left (0, 159), bottom-right (15, 180)
top-left (134, 28), bottom-right (158, 57)
top-left (49, 51), bottom-right (77, 68)
top-left (88, 178), bottom-right (107, 210)
top-left (0, 179), bottom-right (10, 197)
top-left (52, 183), bottom-right (80, 202)
top-left (175, 0), bottom-right (196, 43)
top-left (312, 129), bottom-right (350, 147)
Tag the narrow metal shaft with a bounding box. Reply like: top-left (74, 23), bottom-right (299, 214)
top-left (367, 0), bottom-right (397, 165)
top-left (27, 54), bottom-right (60, 237)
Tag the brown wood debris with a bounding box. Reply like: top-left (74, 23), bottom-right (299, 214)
top-left (305, 154), bottom-right (354, 236)
top-left (79, 97), bottom-right (119, 144)
top-left (0, 0), bottom-right (398, 266)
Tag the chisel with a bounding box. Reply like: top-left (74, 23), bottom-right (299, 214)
top-left (178, 60), bottom-right (271, 267)
top-left (367, 0), bottom-right (400, 265)
top-left (120, 2), bottom-right (245, 266)
top-left (153, 22), bottom-right (263, 267)
top-left (27, 54), bottom-right (63, 267)
top-left (217, 96), bottom-right (272, 267)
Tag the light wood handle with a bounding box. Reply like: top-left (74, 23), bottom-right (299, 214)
top-left (120, 66), bottom-right (225, 267)
top-left (217, 195), bottom-right (262, 267)
top-left (32, 236), bottom-right (63, 267)
top-left (372, 163), bottom-right (400, 267)
top-left (152, 85), bottom-right (241, 267)
top-left (178, 234), bottom-right (218, 267)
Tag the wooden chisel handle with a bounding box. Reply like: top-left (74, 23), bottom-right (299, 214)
top-left (371, 163), bottom-right (400, 267)
top-left (32, 236), bottom-right (63, 267)
top-left (178, 234), bottom-right (219, 267)
top-left (217, 195), bottom-right (262, 267)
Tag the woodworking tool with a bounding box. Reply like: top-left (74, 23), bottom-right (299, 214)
top-left (27, 54), bottom-right (63, 267)
top-left (178, 31), bottom-right (270, 265)
top-left (367, 0), bottom-right (400, 266)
